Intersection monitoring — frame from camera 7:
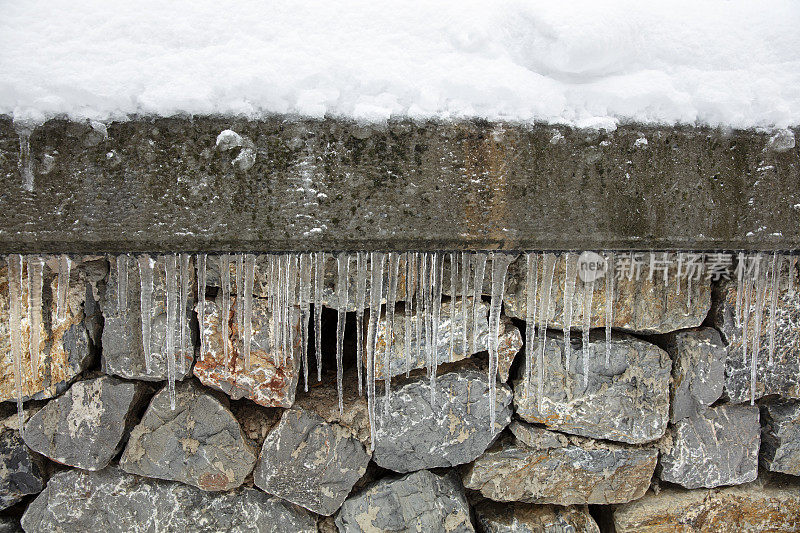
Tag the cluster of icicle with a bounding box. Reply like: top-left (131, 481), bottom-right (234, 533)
top-left (5, 251), bottom-right (797, 445)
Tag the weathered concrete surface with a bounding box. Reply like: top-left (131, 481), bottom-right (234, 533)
top-left (613, 475), bottom-right (800, 533)
top-left (335, 470), bottom-right (474, 533)
top-left (22, 467), bottom-right (317, 533)
top-left (1, 117), bottom-right (798, 253)
top-left (760, 400), bottom-right (800, 476)
top-left (473, 501), bottom-right (600, 533)
top-left (513, 333), bottom-right (671, 444)
top-left (0, 428), bottom-right (46, 510)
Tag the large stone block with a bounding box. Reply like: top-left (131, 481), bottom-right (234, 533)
top-left (513, 333), bottom-right (671, 444)
top-left (760, 400), bottom-right (800, 476)
top-left (473, 501), bottom-right (600, 533)
top-left (0, 427), bottom-right (45, 510)
top-left (293, 369), bottom-right (370, 445)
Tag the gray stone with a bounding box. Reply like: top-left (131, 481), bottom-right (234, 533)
top-left (474, 501), bottom-right (600, 533)
top-left (120, 380), bottom-right (256, 491)
top-left (0, 429), bottom-right (45, 510)
top-left (508, 420), bottom-right (569, 450)
top-left (21, 467), bottom-right (316, 533)
top-left (101, 254), bottom-right (194, 382)
top-left (373, 365), bottom-right (512, 473)
top-left (462, 426), bottom-right (658, 505)
top-left (659, 404), bottom-right (760, 489)
top-left (513, 332), bottom-right (671, 444)
top-left (253, 407), bottom-right (370, 516)
top-left (23, 375), bottom-right (146, 471)
top-left (760, 400), bottom-right (800, 476)
top-left (712, 276), bottom-right (800, 402)
top-left (658, 327), bottom-right (726, 423)
top-left (0, 517), bottom-right (20, 533)
top-left (335, 470), bottom-right (473, 533)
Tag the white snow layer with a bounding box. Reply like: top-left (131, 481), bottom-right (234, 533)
top-left (1, 0), bottom-right (799, 129)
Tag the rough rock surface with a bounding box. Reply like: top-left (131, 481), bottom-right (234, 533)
top-left (120, 380), bottom-right (256, 491)
top-left (253, 407), bottom-right (370, 516)
top-left (374, 299), bottom-right (521, 381)
top-left (503, 255), bottom-right (711, 334)
top-left (193, 295), bottom-right (300, 407)
top-left (760, 400), bottom-right (800, 476)
top-left (335, 470), bottom-right (473, 533)
top-left (462, 427), bottom-right (657, 505)
top-left (613, 475), bottom-right (800, 533)
top-left (0, 429), bottom-right (46, 510)
top-left (101, 255), bottom-right (194, 382)
top-left (21, 467), bottom-right (316, 533)
top-left (659, 404), bottom-right (760, 489)
top-left (23, 375), bottom-right (146, 471)
top-left (293, 370), bottom-right (370, 445)
top-left (0, 258), bottom-right (100, 402)
top-left (373, 365), bottom-right (512, 473)
top-left (658, 327), bottom-right (726, 423)
top-left (712, 276), bottom-right (800, 402)
top-left (0, 517), bottom-right (20, 533)
top-left (513, 333), bottom-right (671, 444)
top-left (474, 501), bottom-right (600, 533)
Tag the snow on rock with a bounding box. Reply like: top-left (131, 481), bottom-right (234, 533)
top-left (1, 0), bottom-right (799, 129)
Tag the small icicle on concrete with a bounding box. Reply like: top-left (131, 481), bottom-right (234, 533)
top-left (335, 252), bottom-right (350, 415)
top-left (366, 252), bottom-right (385, 451)
top-left (355, 252), bottom-right (368, 393)
top-left (299, 253), bottom-right (312, 390)
top-left (735, 252), bottom-right (746, 328)
top-left (487, 253), bottom-right (512, 431)
top-left (178, 253), bottom-right (190, 375)
top-left (56, 254), bottom-right (72, 324)
top-left (524, 252), bottom-right (539, 398)
top-left (385, 252), bottom-right (400, 409)
top-left (581, 276), bottom-right (595, 388)
top-left (562, 253), bottom-right (574, 373)
top-left (605, 252), bottom-right (615, 365)
top-left (403, 252), bottom-right (414, 377)
top-left (197, 254), bottom-right (207, 361)
top-left (16, 126), bottom-right (34, 192)
top-left (138, 254), bottom-right (155, 373)
top-left (449, 252), bottom-right (458, 363)
top-left (768, 253), bottom-right (780, 366)
top-left (537, 254), bottom-right (557, 412)
top-left (117, 254), bottom-right (128, 316)
top-left (430, 253), bottom-right (444, 405)
top-left (27, 256), bottom-right (44, 372)
top-left (314, 252), bottom-right (325, 381)
top-left (460, 252), bottom-right (470, 364)
top-left (219, 254), bottom-right (231, 365)
top-left (7, 255), bottom-right (26, 433)
top-left (471, 253), bottom-right (488, 355)
top-left (751, 255), bottom-right (768, 405)
top-left (165, 254), bottom-right (178, 410)
top-left (243, 254), bottom-right (255, 372)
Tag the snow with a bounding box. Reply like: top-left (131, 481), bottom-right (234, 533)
top-left (1, 0), bottom-right (799, 128)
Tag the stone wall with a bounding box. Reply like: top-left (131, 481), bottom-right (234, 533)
top-left (0, 253), bottom-right (799, 532)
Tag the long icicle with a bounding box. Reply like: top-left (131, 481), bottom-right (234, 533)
top-left (741, 256), bottom-right (753, 402)
top-left (56, 254), bottom-right (72, 324)
top-left (138, 254), bottom-right (155, 373)
top-left (178, 253), bottom-right (190, 375)
top-left (355, 252), bottom-right (368, 393)
top-left (751, 255), bottom-right (768, 405)
top-left (471, 253), bottom-right (488, 355)
top-left (117, 254), bottom-right (128, 315)
top-left (219, 254), bottom-right (231, 366)
top-left (735, 252), bottom-right (746, 328)
top-left (767, 252), bottom-right (780, 366)
top-left (314, 252), bottom-right (324, 381)
top-left (165, 254), bottom-right (178, 410)
top-left (449, 252), bottom-right (458, 362)
top-left (563, 253), bottom-right (574, 372)
top-left (524, 252), bottom-right (539, 398)
top-left (537, 254), bottom-right (557, 412)
top-left (488, 252), bottom-right (512, 431)
top-left (366, 252), bottom-right (386, 451)
top-left (335, 252), bottom-right (350, 415)
top-left (605, 252), bottom-right (615, 365)
top-left (236, 254), bottom-right (244, 343)
top-left (197, 254), bottom-right (207, 361)
top-left (7, 255), bottom-right (25, 433)
top-left (286, 254), bottom-right (298, 367)
top-left (460, 251), bottom-right (470, 363)
top-left (27, 256), bottom-right (44, 373)
top-left (414, 253), bottom-right (424, 377)
top-left (268, 255), bottom-right (279, 365)
top-left (582, 277), bottom-right (595, 388)
top-left (243, 254), bottom-right (256, 372)
top-left (430, 252), bottom-right (444, 405)
top-left (385, 252), bottom-right (400, 409)
top-left (420, 253), bottom-right (430, 377)
top-left (299, 253), bottom-right (312, 390)
top-left (403, 252), bottom-right (414, 377)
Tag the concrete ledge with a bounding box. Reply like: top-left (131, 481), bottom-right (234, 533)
top-left (0, 116), bottom-right (797, 253)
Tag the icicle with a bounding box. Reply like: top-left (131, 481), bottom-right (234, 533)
top-left (429, 252), bottom-right (444, 405)
top-left (268, 255), bottom-right (279, 365)
top-left (285, 254), bottom-right (298, 365)
top-left (165, 254), bottom-right (178, 410)
top-left (487, 252), bottom-right (512, 430)
top-left (219, 254), bottom-right (231, 365)
top-left (449, 252), bottom-right (458, 363)
top-left (750, 255), bottom-right (768, 405)
top-left (789, 256), bottom-right (797, 295)
top-left (313, 252), bottom-right (324, 381)
top-left (366, 252), bottom-right (386, 451)
top-left (236, 254), bottom-right (244, 342)
top-left (768, 253), bottom-right (780, 366)
top-left (17, 127), bottom-right (34, 192)
top-left (138, 254), bottom-right (155, 373)
top-left (524, 252), bottom-right (539, 397)
top-left (7, 255), bottom-right (26, 433)
top-left (117, 254), bottom-right (128, 315)
top-left (741, 262), bottom-right (753, 392)
top-left (562, 253), bottom-right (574, 373)
top-left (470, 253), bottom-right (488, 355)
top-left (299, 253), bottom-right (312, 390)
top-left (197, 254), bottom-right (207, 361)
top-left (460, 252), bottom-right (470, 362)
top-left (420, 253), bottom-right (431, 378)
top-left (335, 252), bottom-right (350, 415)
top-left (178, 253), bottom-right (190, 375)
top-left (26, 256), bottom-right (44, 372)
top-left (56, 254), bottom-right (71, 324)
top-left (243, 254), bottom-right (255, 372)
top-left (414, 253), bottom-right (424, 377)
top-left (687, 253), bottom-right (701, 313)
top-left (675, 252), bottom-right (683, 295)
top-left (403, 252), bottom-right (414, 378)
top-left (735, 252), bottom-right (745, 328)
top-left (605, 252), bottom-right (615, 365)
top-left (581, 277), bottom-right (595, 388)
top-left (355, 252), bottom-right (368, 392)
top-left (384, 252), bottom-right (400, 409)
top-left (536, 254), bottom-right (556, 412)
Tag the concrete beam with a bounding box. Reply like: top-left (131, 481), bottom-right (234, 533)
top-left (0, 116), bottom-right (797, 253)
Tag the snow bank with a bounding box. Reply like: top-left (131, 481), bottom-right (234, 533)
top-left (1, 0), bottom-right (798, 128)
